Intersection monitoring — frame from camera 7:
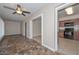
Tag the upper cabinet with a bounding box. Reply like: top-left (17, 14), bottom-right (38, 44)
top-left (59, 19), bottom-right (75, 27)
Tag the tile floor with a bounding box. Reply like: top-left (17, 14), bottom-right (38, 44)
top-left (33, 35), bottom-right (41, 44)
top-left (59, 38), bottom-right (79, 55)
top-left (0, 35), bottom-right (61, 55)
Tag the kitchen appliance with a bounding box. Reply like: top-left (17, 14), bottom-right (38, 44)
top-left (64, 22), bottom-right (74, 39)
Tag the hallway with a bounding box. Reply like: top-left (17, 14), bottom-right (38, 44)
top-left (0, 35), bottom-right (61, 55)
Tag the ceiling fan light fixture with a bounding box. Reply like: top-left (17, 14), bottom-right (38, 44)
top-left (65, 7), bottom-right (73, 15)
top-left (3, 4), bottom-right (31, 16)
top-left (16, 7), bottom-right (22, 14)
top-left (16, 10), bottom-right (22, 14)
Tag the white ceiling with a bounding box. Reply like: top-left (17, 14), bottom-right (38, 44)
top-left (0, 3), bottom-right (48, 21)
top-left (58, 4), bottom-right (79, 18)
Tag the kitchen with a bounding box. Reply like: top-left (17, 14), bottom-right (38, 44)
top-left (58, 3), bottom-right (79, 54)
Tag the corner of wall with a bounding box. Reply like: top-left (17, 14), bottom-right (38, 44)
top-left (42, 43), bottom-right (56, 52)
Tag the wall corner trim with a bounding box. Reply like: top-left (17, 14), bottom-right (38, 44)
top-left (42, 43), bottom-right (56, 52)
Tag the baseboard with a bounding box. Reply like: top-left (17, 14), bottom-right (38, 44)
top-left (42, 43), bottom-right (56, 52)
top-left (5, 34), bottom-right (22, 36)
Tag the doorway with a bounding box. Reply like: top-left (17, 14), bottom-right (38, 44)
top-left (55, 3), bottom-right (79, 55)
top-left (25, 22), bottom-right (27, 38)
top-left (32, 16), bottom-right (42, 44)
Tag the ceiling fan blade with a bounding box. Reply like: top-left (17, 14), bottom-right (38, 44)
top-left (22, 13), bottom-right (26, 16)
top-left (13, 12), bottom-right (16, 14)
top-left (3, 6), bottom-right (15, 10)
top-left (23, 11), bottom-right (31, 14)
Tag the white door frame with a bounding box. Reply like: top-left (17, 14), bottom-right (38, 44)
top-left (31, 14), bottom-right (43, 45)
top-left (54, 3), bottom-right (75, 51)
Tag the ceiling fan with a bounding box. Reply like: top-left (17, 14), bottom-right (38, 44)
top-left (3, 4), bottom-right (31, 16)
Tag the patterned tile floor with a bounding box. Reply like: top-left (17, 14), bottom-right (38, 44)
top-left (0, 35), bottom-right (62, 55)
top-left (33, 35), bottom-right (41, 44)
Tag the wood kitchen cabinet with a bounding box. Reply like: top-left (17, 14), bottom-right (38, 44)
top-left (63, 19), bottom-right (78, 40)
top-left (59, 21), bottom-right (64, 27)
top-left (74, 19), bottom-right (79, 41)
top-left (59, 19), bottom-right (79, 41)
top-left (74, 31), bottom-right (79, 41)
top-left (58, 30), bottom-right (64, 38)
top-left (59, 21), bottom-right (64, 38)
top-left (59, 20), bottom-right (74, 27)
top-left (75, 18), bottom-right (79, 25)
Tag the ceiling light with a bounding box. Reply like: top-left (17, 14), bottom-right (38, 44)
top-left (16, 7), bottom-right (22, 14)
top-left (16, 10), bottom-right (22, 14)
top-left (65, 7), bottom-right (73, 15)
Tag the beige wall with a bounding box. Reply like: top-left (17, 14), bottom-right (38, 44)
top-left (5, 20), bottom-right (22, 35)
top-left (25, 3), bottom-right (61, 51)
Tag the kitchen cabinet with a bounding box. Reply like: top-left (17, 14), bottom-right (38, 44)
top-left (58, 30), bottom-right (64, 38)
top-left (59, 21), bottom-right (64, 27)
top-left (59, 19), bottom-right (79, 41)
